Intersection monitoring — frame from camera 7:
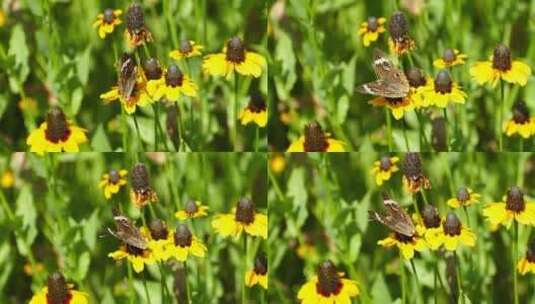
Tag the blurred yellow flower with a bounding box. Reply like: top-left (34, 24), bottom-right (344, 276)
top-left (358, 17), bottom-right (386, 47)
top-left (378, 227), bottom-right (427, 259)
top-left (433, 49), bottom-right (467, 69)
top-left (99, 169), bottom-right (128, 199)
top-left (170, 40), bottom-right (203, 60)
top-left (287, 122), bottom-right (345, 152)
top-left (239, 94), bottom-right (267, 128)
top-left (152, 65), bottom-right (198, 102)
top-left (371, 156), bottom-right (399, 186)
top-left (211, 198), bottom-right (267, 239)
top-left (517, 242), bottom-right (535, 275)
top-left (482, 187), bottom-right (535, 229)
top-left (245, 253), bottom-right (268, 289)
top-left (203, 37), bottom-right (266, 78)
top-left (175, 200), bottom-right (209, 220)
top-left (29, 272), bottom-right (88, 304)
top-left (470, 44), bottom-right (531, 87)
top-left (93, 9), bottom-right (122, 39)
top-left (109, 244), bottom-right (156, 273)
top-left (1, 170), bottom-right (14, 188)
top-left (269, 154), bottom-right (286, 174)
top-left (504, 101), bottom-right (535, 139)
top-left (447, 187), bottom-right (481, 208)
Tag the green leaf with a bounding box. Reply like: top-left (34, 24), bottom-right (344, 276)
top-left (287, 168), bottom-right (307, 208)
top-left (7, 24), bottom-right (30, 93)
top-left (348, 233), bottom-right (362, 262)
top-left (337, 95), bottom-right (350, 124)
top-left (70, 87), bottom-right (84, 116)
top-left (76, 48), bottom-right (92, 85)
top-left (371, 273), bottom-right (392, 303)
top-left (91, 124), bottom-right (112, 151)
top-left (14, 185), bottom-right (37, 256)
top-left (83, 209), bottom-right (100, 251)
top-left (342, 55), bottom-right (357, 93)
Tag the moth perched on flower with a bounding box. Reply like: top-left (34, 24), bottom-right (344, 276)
top-left (371, 195), bottom-right (427, 259)
top-left (287, 121), bottom-right (345, 152)
top-left (29, 272), bottom-right (88, 304)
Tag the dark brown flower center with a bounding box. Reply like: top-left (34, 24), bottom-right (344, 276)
top-left (403, 153), bottom-right (423, 180)
top-left (395, 232), bottom-right (414, 243)
top-left (143, 58), bottom-right (162, 80)
top-left (379, 156), bottom-right (392, 171)
top-left (47, 272), bottom-right (70, 304)
top-left (226, 37), bottom-right (246, 64)
top-left (316, 260), bottom-right (343, 297)
top-left (456, 187), bottom-right (470, 202)
top-left (527, 241), bottom-right (535, 263)
top-left (166, 64), bottom-right (184, 87)
top-left (505, 186), bottom-right (525, 213)
top-left (443, 213), bottom-right (462, 236)
top-left (109, 170), bottom-right (120, 184)
top-left (442, 49), bottom-right (456, 63)
top-left (149, 219), bottom-right (168, 240)
top-left (103, 9), bottom-right (115, 24)
top-left (388, 11), bottom-right (409, 41)
top-left (385, 97), bottom-right (406, 106)
top-left (303, 122), bottom-right (329, 152)
top-left (174, 224), bottom-right (193, 247)
top-left (431, 117), bottom-right (447, 152)
top-left (131, 163), bottom-right (150, 192)
top-left (512, 101), bottom-right (530, 124)
top-left (254, 253), bottom-right (268, 275)
top-left (492, 44), bottom-right (512, 72)
top-left (126, 244), bottom-right (145, 256)
top-left (422, 205), bottom-right (441, 228)
top-left (185, 200), bottom-right (198, 214)
top-left (179, 40), bottom-right (193, 54)
top-left (406, 68), bottom-right (426, 88)
top-left (45, 107), bottom-right (71, 143)
top-left (235, 198), bottom-right (255, 224)
top-left (367, 16), bottom-right (378, 31)
top-left (434, 70), bottom-right (453, 94)
top-left (247, 93), bottom-right (267, 113)
top-left (126, 3), bottom-right (145, 33)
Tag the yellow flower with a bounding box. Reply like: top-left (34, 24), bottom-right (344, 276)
top-left (202, 37), bottom-right (266, 78)
top-left (439, 213), bottom-right (476, 251)
top-left (124, 3), bottom-right (153, 48)
top-left (1, 170), bottom-right (14, 188)
top-left (108, 244), bottom-right (156, 273)
top-left (358, 16), bottom-right (386, 47)
top-left (388, 12), bottom-right (415, 55)
top-left (18, 97), bottom-right (39, 116)
top-left (287, 121), bottom-right (345, 152)
top-left (297, 260), bottom-right (359, 303)
top-left (152, 64), bottom-right (198, 102)
top-left (26, 107), bottom-right (87, 155)
top-left (99, 169), bottom-right (128, 199)
top-left (130, 163), bottom-right (158, 208)
top-left (504, 101), bottom-right (535, 139)
top-left (170, 40), bottom-right (204, 60)
top-left (0, 9), bottom-right (5, 27)
top-left (269, 153), bottom-right (286, 174)
top-left (141, 58), bottom-right (165, 99)
top-left (29, 272), bottom-right (89, 304)
top-left (469, 44), bottom-right (531, 87)
top-left (433, 49), bottom-right (467, 69)
top-left (517, 242), bottom-right (535, 275)
top-left (23, 262), bottom-right (44, 277)
top-left (405, 68), bottom-right (432, 108)
top-left (93, 9), bottom-right (122, 39)
top-left (166, 224), bottom-right (207, 262)
top-left (370, 95), bottom-right (414, 120)
top-left (211, 198), bottom-right (267, 239)
top-left (175, 200), bottom-right (209, 220)
top-left (378, 228), bottom-right (427, 259)
top-left (245, 253), bottom-right (268, 289)
top-left (447, 187), bottom-right (481, 208)
top-left (421, 71), bottom-right (467, 108)
top-left (239, 93), bottom-right (267, 127)
top-left (482, 186), bottom-right (535, 229)
top-left (413, 206), bottom-right (443, 250)
top-left (296, 243), bottom-right (317, 260)
top-left (402, 153), bottom-right (431, 193)
top-left (140, 220), bottom-right (173, 262)
top-left (371, 156), bottom-right (399, 186)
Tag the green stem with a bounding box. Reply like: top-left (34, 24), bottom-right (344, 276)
top-left (233, 73), bottom-right (239, 151)
top-left (443, 108), bottom-right (450, 151)
top-left (268, 168), bottom-right (285, 202)
top-left (127, 263), bottom-right (135, 304)
top-left (455, 251), bottom-right (465, 304)
top-left (513, 221), bottom-right (519, 304)
top-left (153, 105), bottom-right (159, 151)
top-left (386, 108), bottom-right (392, 151)
top-left (143, 272), bottom-right (152, 304)
top-left (420, 190), bottom-right (429, 205)
top-left (133, 114), bottom-right (146, 151)
top-left (184, 262), bottom-right (191, 303)
top-left (400, 256), bottom-right (406, 304)
top-left (410, 259), bottom-right (423, 304)
top-left (121, 107), bottom-right (128, 151)
top-left (254, 126), bottom-right (259, 152)
top-left (242, 236), bottom-right (248, 304)
top-left (498, 80), bottom-right (504, 151)
top-left (463, 206), bottom-right (471, 228)
top-left (158, 263), bottom-right (167, 302)
top-left (402, 118), bottom-right (410, 151)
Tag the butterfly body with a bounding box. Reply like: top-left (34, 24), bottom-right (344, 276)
top-left (108, 211), bottom-right (147, 250)
top-left (369, 197), bottom-right (415, 237)
top-left (117, 53), bottom-right (138, 102)
top-left (357, 48), bottom-right (409, 99)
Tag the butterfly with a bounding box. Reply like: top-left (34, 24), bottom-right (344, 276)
top-left (356, 48), bottom-right (410, 99)
top-left (117, 53), bottom-right (138, 102)
top-left (369, 194), bottom-right (415, 237)
top-left (107, 209), bottom-right (147, 250)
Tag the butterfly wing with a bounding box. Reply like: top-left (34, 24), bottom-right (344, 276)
top-left (369, 198), bottom-right (415, 237)
top-left (117, 54), bottom-right (138, 101)
top-left (110, 214), bottom-right (147, 249)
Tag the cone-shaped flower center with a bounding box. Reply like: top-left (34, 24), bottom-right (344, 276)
top-left (235, 198), bottom-right (255, 224)
top-left (303, 122), bottom-right (329, 152)
top-left (379, 156), bottom-right (392, 171)
top-left (226, 37), bottom-right (246, 63)
top-left (443, 213), bottom-right (462, 236)
top-left (149, 219), bottom-right (168, 240)
top-left (492, 44), bottom-right (512, 72)
top-left (431, 117), bottom-right (447, 151)
top-left (388, 11), bottom-right (409, 41)
top-left (174, 224), bottom-right (193, 248)
top-left (45, 107), bottom-right (70, 143)
top-left (47, 272), bottom-right (70, 304)
top-left (166, 64), bottom-right (184, 87)
top-left (456, 187), bottom-right (470, 202)
top-left (126, 3), bottom-right (144, 33)
top-left (422, 205), bottom-right (441, 228)
top-left (527, 241), bottom-right (535, 263)
top-left (179, 40), bottom-right (193, 54)
top-left (131, 163), bottom-right (150, 192)
top-left (143, 58), bottom-right (162, 80)
top-left (512, 101), bottom-right (530, 124)
top-left (442, 48), bottom-right (456, 63)
top-left (254, 253), bottom-right (268, 275)
top-left (403, 153), bottom-right (423, 181)
top-left (367, 16), bottom-right (378, 31)
top-left (108, 169), bottom-right (120, 184)
top-left (394, 232), bottom-right (414, 243)
top-left (434, 70), bottom-right (453, 94)
top-left (406, 68), bottom-right (426, 88)
top-left (316, 260), bottom-right (343, 297)
top-left (185, 200), bottom-right (198, 214)
top-left (126, 244), bottom-right (144, 256)
top-left (505, 186), bottom-right (525, 213)
top-left (103, 8), bottom-right (115, 24)
top-left (248, 93), bottom-right (266, 113)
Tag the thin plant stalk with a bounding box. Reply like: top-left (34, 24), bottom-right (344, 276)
top-left (184, 262), bottom-right (191, 304)
top-left (242, 236), bottom-right (248, 304)
top-left (121, 107), bottom-right (128, 151)
top-left (454, 251), bottom-right (465, 304)
top-left (233, 73), bottom-right (239, 151)
top-left (133, 114), bottom-right (145, 151)
top-left (498, 80), bottom-right (505, 151)
top-left (402, 118), bottom-right (410, 151)
top-left (400, 256), bottom-right (406, 304)
top-left (143, 273), bottom-right (152, 304)
top-left (513, 221), bottom-right (519, 304)
top-left (410, 259), bottom-right (423, 304)
top-left (443, 108), bottom-right (450, 151)
top-left (386, 108), bottom-right (393, 151)
top-left (153, 105), bottom-right (159, 151)
top-left (127, 263), bottom-right (135, 304)
top-left (254, 126), bottom-right (259, 152)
